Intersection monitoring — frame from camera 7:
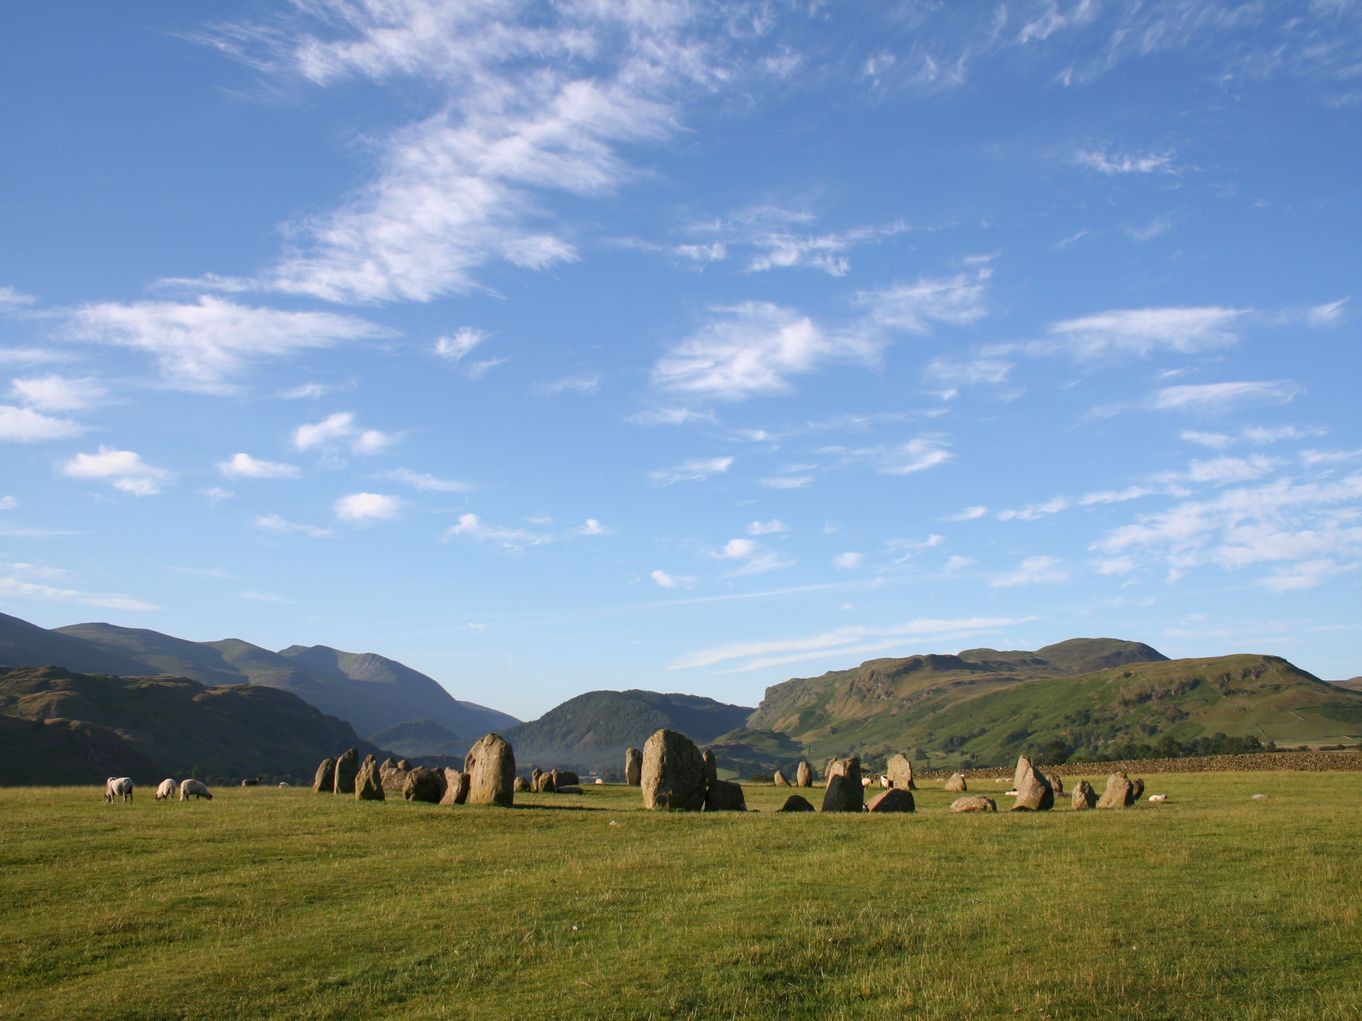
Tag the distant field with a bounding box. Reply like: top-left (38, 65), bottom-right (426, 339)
top-left (3, 775), bottom-right (1360, 1020)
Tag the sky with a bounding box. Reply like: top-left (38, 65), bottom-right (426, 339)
top-left (1, 1), bottom-right (1359, 720)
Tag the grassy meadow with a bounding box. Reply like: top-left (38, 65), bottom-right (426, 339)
top-left (2, 773), bottom-right (1360, 1020)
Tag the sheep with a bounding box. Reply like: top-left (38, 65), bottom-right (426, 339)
top-left (155, 778), bottom-right (177, 801)
top-left (861, 776), bottom-right (873, 788)
top-left (879, 775), bottom-right (891, 789)
top-left (1148, 793), bottom-right (1168, 803)
top-left (179, 778), bottom-right (213, 801)
top-left (277, 782), bottom-right (290, 788)
top-left (104, 777), bottom-right (134, 804)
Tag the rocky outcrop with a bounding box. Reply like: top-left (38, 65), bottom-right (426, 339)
top-left (464, 733), bottom-right (516, 806)
top-left (641, 729), bottom-right (708, 811)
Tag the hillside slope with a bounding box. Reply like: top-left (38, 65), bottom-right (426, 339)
top-left (0, 665), bottom-right (371, 784)
top-left (506, 690), bottom-right (753, 773)
top-left (732, 645), bottom-right (1362, 773)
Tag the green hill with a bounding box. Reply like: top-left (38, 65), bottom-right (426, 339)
top-left (0, 613), bottom-right (518, 742)
top-left (729, 640), bottom-right (1362, 772)
top-left (0, 665), bottom-right (372, 785)
top-left (506, 690), bottom-right (753, 774)
top-left (368, 718), bottom-right (467, 758)
top-left (1336, 677), bottom-right (1362, 692)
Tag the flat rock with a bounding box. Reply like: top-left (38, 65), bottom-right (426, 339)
top-left (950, 796), bottom-right (997, 813)
top-left (865, 788), bottom-right (915, 813)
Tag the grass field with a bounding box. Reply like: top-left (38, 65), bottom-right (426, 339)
top-left (3, 774), bottom-right (1360, 1020)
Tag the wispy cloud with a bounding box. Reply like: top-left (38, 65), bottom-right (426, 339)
top-left (1047, 306), bottom-right (1244, 359)
top-left (1152, 380), bottom-right (1301, 413)
top-left (292, 411), bottom-right (397, 454)
top-left (8, 375), bottom-right (105, 412)
top-left (255, 513), bottom-right (332, 539)
top-left (382, 468), bottom-right (473, 493)
top-left (989, 555), bottom-right (1070, 588)
top-left (0, 569), bottom-right (159, 612)
top-left (1074, 147), bottom-right (1177, 175)
top-left (68, 296), bottom-right (386, 392)
top-left (218, 452), bottom-right (299, 480)
top-left (647, 456), bottom-right (734, 486)
top-left (434, 327), bottom-right (487, 364)
top-left (442, 512), bottom-right (551, 551)
top-left (535, 372), bottom-right (601, 396)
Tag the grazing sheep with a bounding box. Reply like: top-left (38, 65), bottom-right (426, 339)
top-left (1148, 793), bottom-right (1168, 803)
top-left (277, 782), bottom-right (290, 788)
top-left (179, 778), bottom-right (213, 801)
top-left (879, 775), bottom-right (891, 789)
top-left (240, 778), bottom-right (260, 787)
top-left (104, 777), bottom-right (134, 804)
top-left (861, 776), bottom-right (874, 788)
top-left (155, 778), bottom-right (177, 801)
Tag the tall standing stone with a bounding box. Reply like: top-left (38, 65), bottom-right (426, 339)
top-left (885, 753), bottom-right (916, 791)
top-left (944, 772), bottom-right (967, 793)
top-left (333, 748), bottom-right (359, 795)
top-left (355, 754), bottom-right (384, 800)
top-left (1046, 772), bottom-right (1065, 795)
top-left (312, 757), bottom-right (335, 793)
top-left (640, 729), bottom-right (708, 811)
top-left (624, 748), bottom-right (643, 786)
top-left (796, 760), bottom-right (813, 788)
top-left (821, 756), bottom-right (864, 812)
top-left (1011, 755), bottom-right (1033, 791)
top-left (464, 733), bottom-right (516, 807)
top-left (773, 769), bottom-right (789, 787)
top-left (1097, 772), bottom-right (1135, 809)
top-left (702, 749), bottom-right (718, 785)
top-left (1010, 763), bottom-right (1055, 812)
top-left (1071, 780), bottom-right (1097, 810)
top-left (438, 768), bottom-right (469, 805)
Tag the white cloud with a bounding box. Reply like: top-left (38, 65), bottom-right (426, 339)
top-left (1181, 430), bottom-right (1234, 449)
top-left (1307, 298), bottom-right (1348, 326)
top-left (946, 505), bottom-right (988, 522)
top-left (576, 518), bottom-right (609, 536)
top-left (0, 405), bottom-right (82, 442)
top-left (292, 411), bottom-right (355, 450)
top-left (200, 487), bottom-right (234, 504)
top-left (989, 555), bottom-right (1070, 588)
top-left (720, 538), bottom-right (757, 560)
top-left (1074, 147), bottom-right (1177, 174)
top-left (924, 356), bottom-right (1012, 387)
top-left (1259, 559), bottom-right (1352, 592)
top-left (943, 555), bottom-right (975, 572)
top-left (335, 492), bottom-right (401, 522)
top-left (443, 512), bottom-right (551, 551)
top-left (62, 446), bottom-right (168, 496)
top-left (627, 407), bottom-right (717, 427)
top-left (240, 590), bottom-right (294, 604)
top-left (857, 266), bottom-right (991, 335)
top-left (434, 327), bottom-right (487, 364)
top-left (1078, 486), bottom-right (1156, 506)
top-left (8, 375), bottom-right (105, 412)
top-left (1048, 306), bottom-right (1243, 359)
top-left (255, 513), bottom-right (332, 538)
top-left (277, 381), bottom-right (352, 400)
top-left (0, 496), bottom-right (16, 511)
top-left (69, 296), bottom-right (386, 392)
top-left (833, 552), bottom-right (863, 570)
top-left (725, 550), bottom-right (796, 577)
top-left (1127, 215), bottom-right (1173, 242)
top-left (0, 286), bottom-right (36, 308)
top-left (383, 468), bottom-right (472, 493)
top-left (881, 436), bottom-right (953, 475)
top-left (353, 428), bottom-right (397, 454)
top-left (535, 373), bottom-right (601, 396)
top-left (647, 456), bottom-right (734, 486)
top-left (747, 519), bottom-right (787, 535)
top-left (218, 452), bottom-right (300, 480)
top-left (1152, 380), bottom-right (1301, 413)
top-left (758, 474), bottom-right (812, 490)
top-left (650, 569), bottom-right (694, 590)
top-left (1094, 556), bottom-right (1137, 576)
top-left (653, 302), bottom-right (880, 401)
top-left (997, 497), bottom-right (1070, 522)
top-left (0, 571), bottom-right (158, 612)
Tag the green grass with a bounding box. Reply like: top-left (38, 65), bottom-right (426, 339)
top-left (3, 775), bottom-right (1360, 1020)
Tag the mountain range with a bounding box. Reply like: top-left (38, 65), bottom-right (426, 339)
top-left (0, 612), bottom-right (517, 743)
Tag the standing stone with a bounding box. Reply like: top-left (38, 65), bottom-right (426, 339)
top-left (821, 756), bottom-right (864, 812)
top-left (796, 760), bottom-right (813, 788)
top-left (1011, 755), bottom-right (1033, 791)
top-left (703, 779), bottom-right (747, 812)
top-left (778, 794), bottom-right (816, 812)
top-left (464, 733), bottom-right (516, 807)
top-left (702, 749), bottom-right (718, 785)
top-left (402, 766), bottom-right (444, 804)
top-left (944, 772), bottom-right (968, 793)
top-left (531, 767), bottom-right (544, 790)
top-left (950, 796), bottom-right (997, 813)
top-left (1097, 772), bottom-right (1135, 810)
top-left (535, 770), bottom-right (555, 793)
top-left (640, 729), bottom-right (708, 811)
top-left (1010, 763), bottom-right (1054, 812)
top-left (355, 754), bottom-right (384, 800)
top-left (1046, 772), bottom-right (1065, 795)
top-left (438, 768), bottom-right (469, 806)
top-left (624, 748), bottom-right (643, 786)
top-left (513, 776), bottom-right (530, 793)
top-left (312, 757), bottom-right (335, 793)
top-left (1071, 780), bottom-right (1098, 810)
top-left (885, 753), bottom-right (916, 791)
top-left (333, 748), bottom-right (359, 795)
top-left (1130, 778), bottom-right (1145, 802)
top-left (380, 758), bottom-right (410, 792)
top-left (396, 759), bottom-right (411, 770)
top-left (773, 769), bottom-right (789, 787)
top-left (865, 788), bottom-right (915, 813)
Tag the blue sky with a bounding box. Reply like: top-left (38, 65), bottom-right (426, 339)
top-left (1, 1), bottom-right (1359, 719)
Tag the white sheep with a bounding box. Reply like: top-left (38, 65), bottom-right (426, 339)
top-left (155, 778), bottom-right (177, 801)
top-left (879, 775), bottom-right (891, 789)
top-left (179, 778), bottom-right (213, 801)
top-left (1148, 793), bottom-right (1168, 803)
top-left (104, 777), bottom-right (133, 804)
